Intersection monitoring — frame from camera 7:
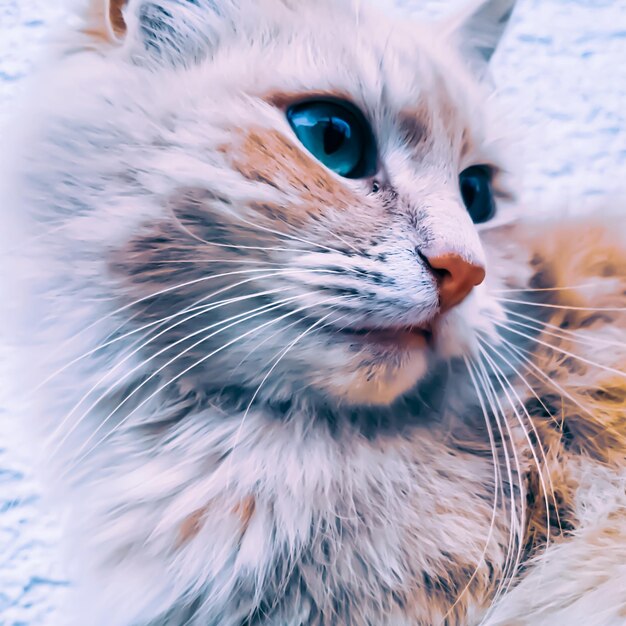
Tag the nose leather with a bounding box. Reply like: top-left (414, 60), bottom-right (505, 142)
top-left (425, 253), bottom-right (486, 312)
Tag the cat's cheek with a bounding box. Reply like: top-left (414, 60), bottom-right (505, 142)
top-left (312, 345), bottom-right (429, 406)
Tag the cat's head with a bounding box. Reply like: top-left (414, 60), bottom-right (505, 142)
top-left (17, 0), bottom-right (517, 409)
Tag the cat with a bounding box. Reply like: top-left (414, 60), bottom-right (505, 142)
top-left (0, 0), bottom-right (624, 624)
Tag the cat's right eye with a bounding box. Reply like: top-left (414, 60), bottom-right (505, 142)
top-left (286, 99), bottom-right (377, 179)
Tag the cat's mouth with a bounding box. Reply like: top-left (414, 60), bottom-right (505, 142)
top-left (337, 325), bottom-right (434, 350)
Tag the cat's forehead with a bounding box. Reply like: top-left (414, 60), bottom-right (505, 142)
top-left (205, 8), bottom-right (485, 148)
top-left (61, 0), bottom-right (502, 186)
top-left (250, 12), bottom-right (468, 111)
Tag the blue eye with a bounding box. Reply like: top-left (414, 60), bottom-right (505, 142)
top-left (286, 99), bottom-right (377, 179)
top-left (459, 166), bottom-right (496, 224)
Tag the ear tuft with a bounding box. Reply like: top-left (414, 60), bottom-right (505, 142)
top-left (121, 0), bottom-right (231, 66)
top-left (450, 0), bottom-right (516, 68)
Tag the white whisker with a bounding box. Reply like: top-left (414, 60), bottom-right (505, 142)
top-left (47, 285), bottom-right (299, 451)
top-left (62, 296), bottom-right (344, 479)
top-left (489, 319), bottom-right (626, 379)
top-left (479, 337), bottom-right (565, 601)
top-left (234, 213), bottom-right (360, 258)
top-left (471, 353), bottom-right (525, 616)
top-left (479, 339), bottom-right (559, 538)
top-left (38, 267), bottom-right (346, 390)
top-left (492, 282), bottom-right (604, 294)
top-left (478, 335), bottom-right (560, 431)
top-left (62, 265), bottom-right (352, 358)
top-left (443, 357), bottom-right (502, 623)
top-left (136, 258), bottom-right (288, 265)
top-left (171, 207), bottom-right (352, 258)
top-left (49, 291), bottom-right (311, 462)
top-left (498, 308), bottom-right (626, 349)
top-left (495, 296), bottom-right (625, 313)
top-left (498, 342), bottom-right (598, 425)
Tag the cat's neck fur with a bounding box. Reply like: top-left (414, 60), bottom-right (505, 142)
top-left (65, 389), bottom-right (514, 626)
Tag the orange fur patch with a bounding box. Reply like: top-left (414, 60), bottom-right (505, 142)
top-left (177, 497), bottom-right (256, 547)
top-left (177, 506), bottom-right (210, 547)
top-left (228, 128), bottom-right (365, 218)
top-left (512, 216), bottom-right (626, 556)
top-left (233, 495), bottom-right (256, 529)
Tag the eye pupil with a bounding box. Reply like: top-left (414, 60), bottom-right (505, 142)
top-left (323, 119), bottom-right (348, 155)
top-left (459, 166), bottom-right (496, 224)
top-left (461, 177), bottom-right (478, 208)
top-left (287, 99), bottom-right (376, 179)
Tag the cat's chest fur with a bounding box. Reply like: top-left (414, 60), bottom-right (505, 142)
top-left (66, 404), bottom-right (509, 626)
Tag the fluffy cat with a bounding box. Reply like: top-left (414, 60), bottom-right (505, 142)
top-left (0, 0), bottom-right (624, 624)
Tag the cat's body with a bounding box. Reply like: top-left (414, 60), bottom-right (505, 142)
top-left (1, 0), bottom-right (624, 624)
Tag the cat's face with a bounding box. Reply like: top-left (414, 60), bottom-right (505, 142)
top-left (18, 0), bottom-right (516, 408)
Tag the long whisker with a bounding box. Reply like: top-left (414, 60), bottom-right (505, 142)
top-left (479, 336), bottom-right (564, 599)
top-left (171, 207), bottom-right (352, 259)
top-left (491, 313), bottom-right (618, 351)
top-left (492, 282), bottom-right (605, 294)
top-left (478, 336), bottom-right (560, 431)
top-left (62, 296), bottom-right (344, 478)
top-left (488, 319), bottom-right (626, 379)
top-left (38, 267), bottom-right (346, 390)
top-left (500, 339), bottom-right (626, 464)
top-left (134, 259), bottom-right (289, 265)
top-left (226, 308), bottom-right (349, 485)
top-left (494, 296), bottom-right (625, 313)
top-left (39, 285), bottom-right (275, 391)
top-left (442, 357), bottom-right (502, 623)
top-left (40, 266), bottom-right (302, 358)
top-left (478, 339), bottom-right (559, 538)
top-left (47, 285), bottom-right (300, 450)
top-left (99, 260), bottom-right (354, 342)
top-left (234, 213), bottom-right (361, 258)
top-left (317, 226), bottom-right (363, 256)
top-left (49, 291), bottom-right (311, 461)
top-left (498, 341), bottom-right (599, 425)
top-left (465, 355), bottom-right (518, 618)
top-left (472, 355), bottom-right (524, 615)
top-left (497, 308), bottom-right (626, 349)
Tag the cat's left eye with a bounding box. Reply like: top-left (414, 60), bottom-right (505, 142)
top-left (286, 99), bottom-right (377, 179)
top-left (459, 165), bottom-right (496, 224)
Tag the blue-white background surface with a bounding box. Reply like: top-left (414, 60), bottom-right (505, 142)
top-left (1, 0), bottom-right (625, 623)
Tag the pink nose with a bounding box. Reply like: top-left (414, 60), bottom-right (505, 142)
top-left (425, 253), bottom-right (486, 312)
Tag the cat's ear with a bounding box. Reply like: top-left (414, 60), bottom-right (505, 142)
top-left (81, 0), bottom-right (128, 44)
top-left (446, 0), bottom-right (516, 69)
top-left (81, 0), bottom-right (232, 63)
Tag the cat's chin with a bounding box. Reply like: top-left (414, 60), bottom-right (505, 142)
top-left (311, 334), bottom-right (432, 406)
